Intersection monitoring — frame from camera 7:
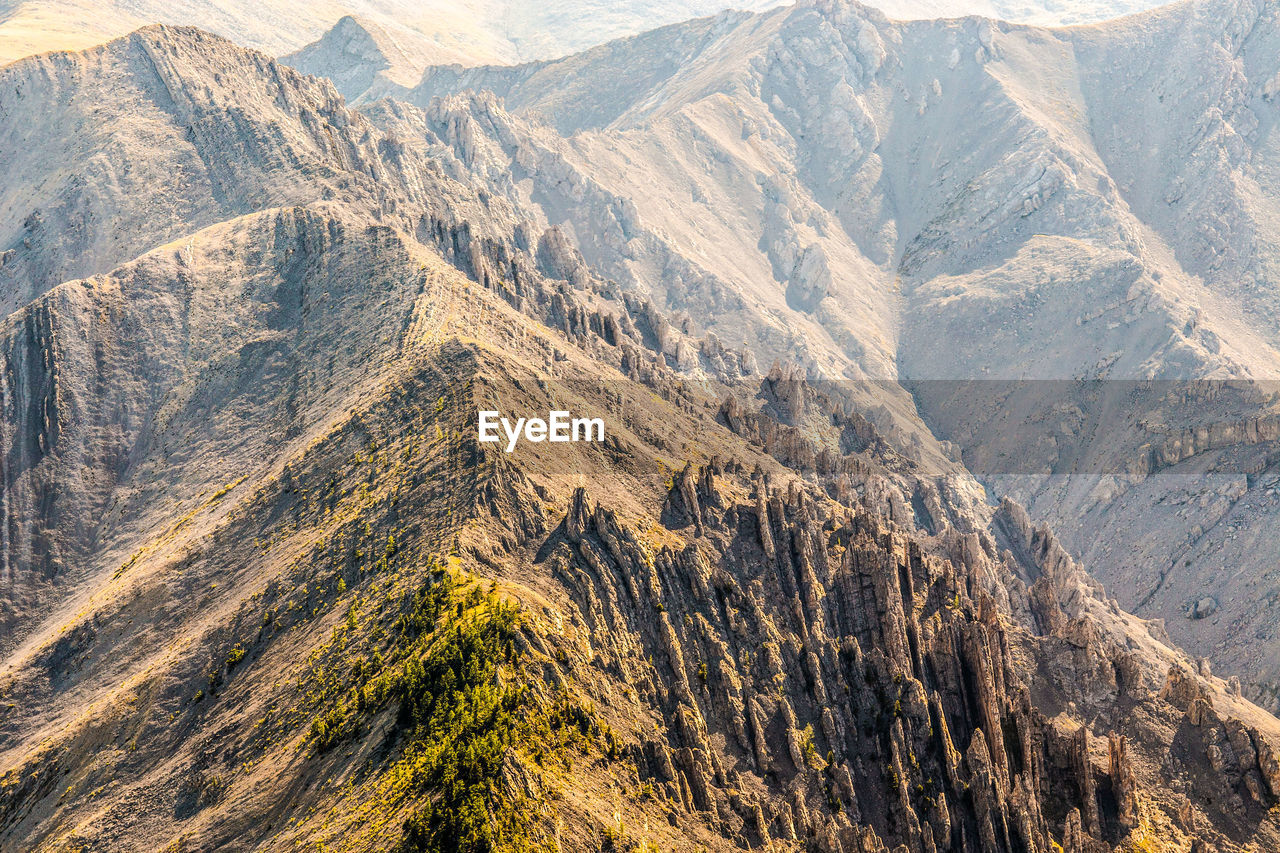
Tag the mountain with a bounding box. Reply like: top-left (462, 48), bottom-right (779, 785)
top-left (277, 16), bottom-right (461, 97)
top-left (0, 0), bottom-right (512, 67)
top-left (0, 0), bottom-right (1171, 71)
top-left (0, 24), bottom-right (404, 317)
top-left (1, 0), bottom-right (786, 68)
top-left (345, 0), bottom-right (1280, 716)
top-left (3, 18), bottom-right (1279, 853)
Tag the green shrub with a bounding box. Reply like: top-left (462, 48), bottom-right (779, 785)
top-left (303, 568), bottom-right (589, 852)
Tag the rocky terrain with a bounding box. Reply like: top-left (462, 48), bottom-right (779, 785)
top-left (270, 0), bottom-right (1280, 713)
top-left (1, 14), bottom-right (1280, 852)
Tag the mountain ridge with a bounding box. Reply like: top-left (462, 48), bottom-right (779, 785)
top-left (3, 11), bottom-right (1280, 853)
top-left (362, 0), bottom-right (1280, 709)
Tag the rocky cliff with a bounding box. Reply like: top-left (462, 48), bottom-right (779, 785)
top-left (314, 0), bottom-right (1280, 712)
top-left (1, 16), bottom-right (1279, 853)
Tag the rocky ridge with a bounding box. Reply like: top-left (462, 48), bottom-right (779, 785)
top-left (0, 16), bottom-right (1278, 853)
top-left (290, 0), bottom-right (1280, 709)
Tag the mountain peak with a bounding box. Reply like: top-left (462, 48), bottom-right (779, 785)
top-left (282, 14), bottom-right (465, 99)
top-left (309, 15), bottom-right (401, 69)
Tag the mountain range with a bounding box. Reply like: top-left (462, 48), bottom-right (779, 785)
top-left (0, 0), bottom-right (1167, 70)
top-left (313, 0), bottom-right (1280, 711)
top-left (3, 1), bottom-right (1280, 852)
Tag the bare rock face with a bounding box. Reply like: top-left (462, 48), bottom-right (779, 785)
top-left (3, 12), bottom-right (1280, 853)
top-left (1107, 733), bottom-right (1138, 830)
top-left (1163, 664), bottom-right (1215, 715)
top-left (279, 15), bottom-right (418, 100)
top-left (533, 420), bottom-right (1280, 850)
top-left (536, 226), bottom-right (592, 290)
top-left (547, 455), bottom-right (1160, 851)
top-left (385, 0), bottom-right (1280, 714)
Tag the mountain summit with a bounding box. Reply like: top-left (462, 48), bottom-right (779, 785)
top-left (279, 15), bottom-right (456, 96)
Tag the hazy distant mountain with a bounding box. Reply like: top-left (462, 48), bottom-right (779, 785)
top-left (874, 0), bottom-right (1159, 23)
top-left (0, 0), bottom-right (1169, 69)
top-left (0, 0), bottom-right (788, 67)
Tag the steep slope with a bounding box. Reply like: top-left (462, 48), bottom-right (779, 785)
top-left (287, 0), bottom-right (1179, 108)
top-left (0, 24), bottom-right (408, 315)
top-left (380, 0), bottom-right (1280, 708)
top-left (0, 23), bottom-right (564, 658)
top-left (2, 141), bottom-right (1278, 853)
top-left (3, 21), bottom-right (1280, 853)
